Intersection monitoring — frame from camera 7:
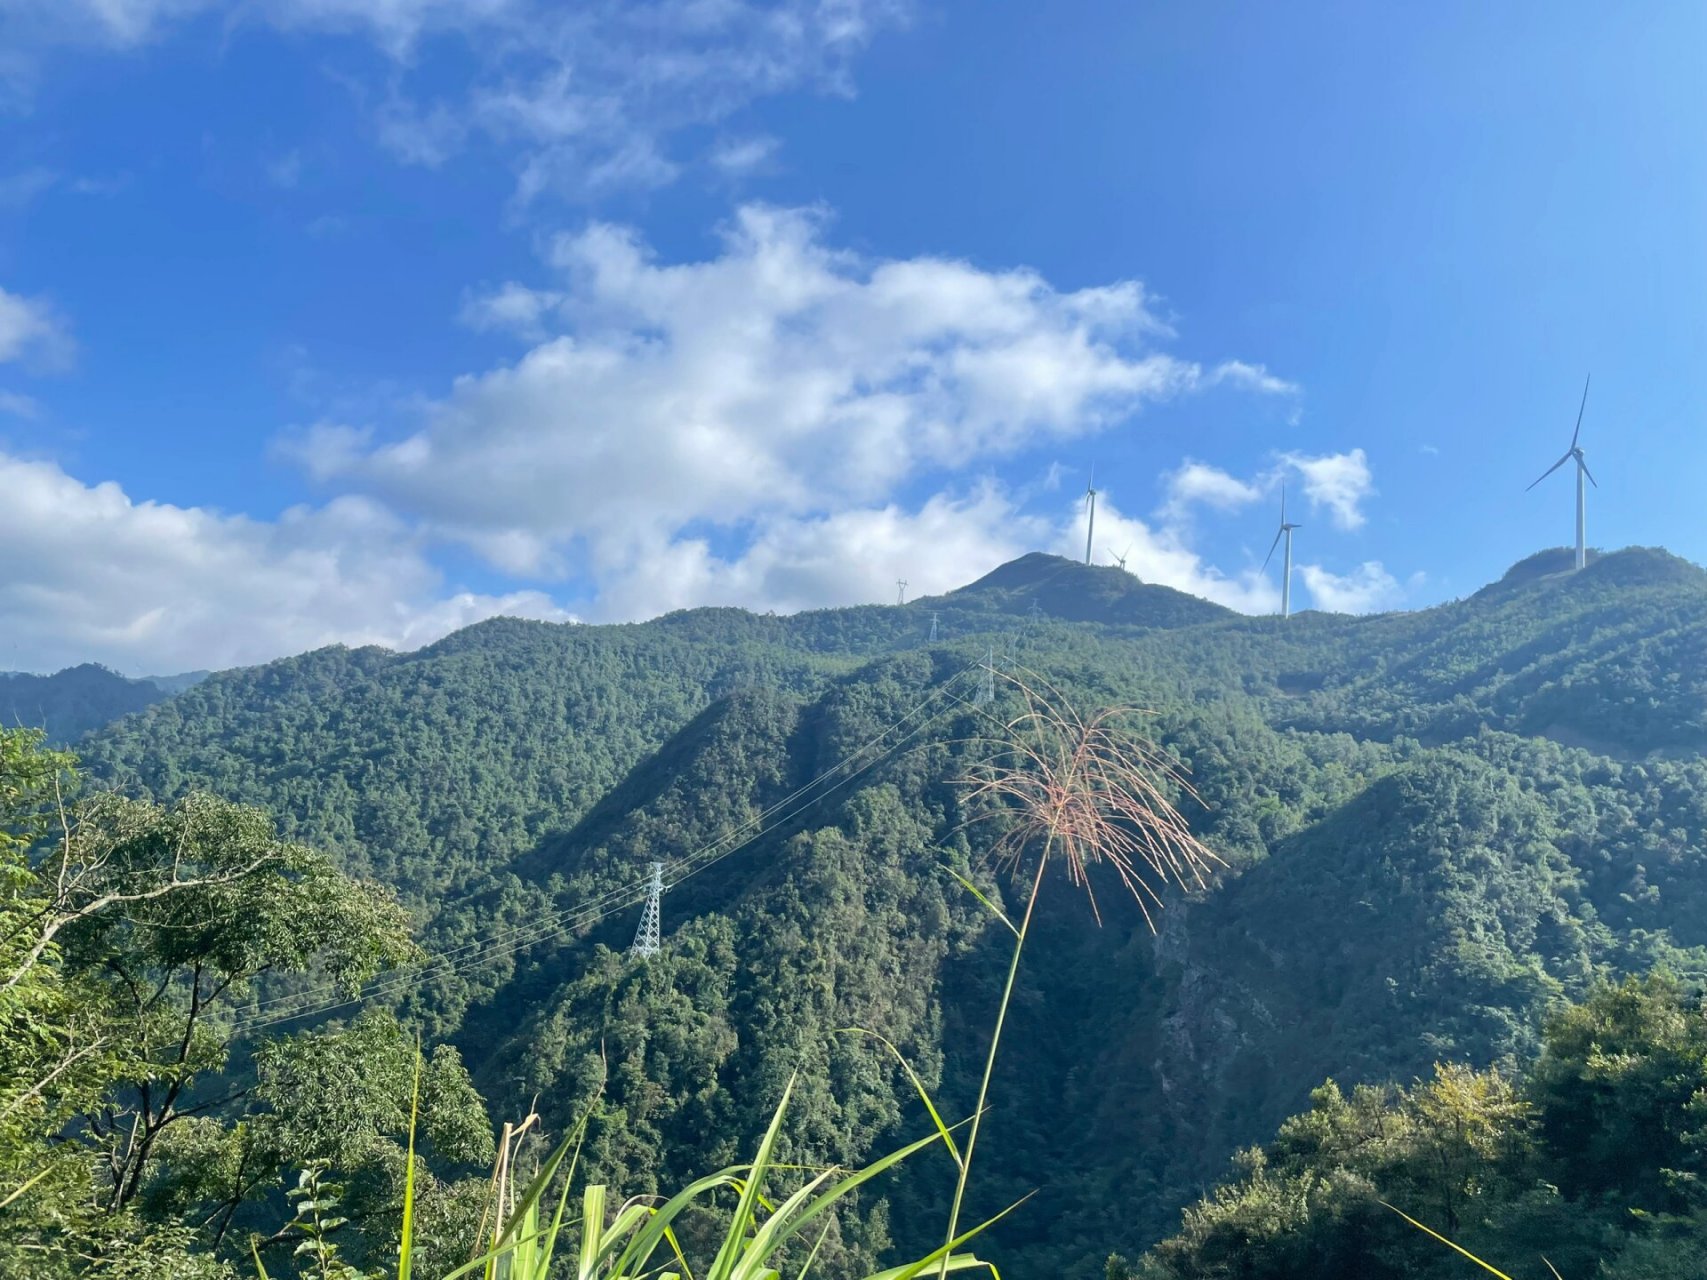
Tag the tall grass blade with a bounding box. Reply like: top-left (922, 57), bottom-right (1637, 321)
top-left (607, 1168), bottom-right (743, 1277)
top-left (1380, 1202), bottom-right (1516, 1280)
top-left (577, 1183), bottom-right (607, 1280)
top-left (707, 1073), bottom-right (795, 1280)
top-left (869, 1194), bottom-right (1028, 1280)
top-left (0, 1167), bottom-right (50, 1210)
top-left (839, 1028), bottom-right (963, 1170)
top-left (442, 1140), bottom-right (581, 1279)
top-left (398, 1045), bottom-right (422, 1280)
top-left (942, 868), bottom-right (1016, 937)
top-left (742, 1125), bottom-right (951, 1265)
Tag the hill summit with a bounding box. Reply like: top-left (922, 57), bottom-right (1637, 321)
top-left (940, 551), bottom-right (1234, 628)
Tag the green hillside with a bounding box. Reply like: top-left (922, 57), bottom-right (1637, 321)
top-left (0, 664), bottom-right (181, 743)
top-left (53, 547), bottom-right (1707, 1276)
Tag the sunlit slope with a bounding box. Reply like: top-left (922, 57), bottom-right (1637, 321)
top-left (69, 546), bottom-right (1707, 1273)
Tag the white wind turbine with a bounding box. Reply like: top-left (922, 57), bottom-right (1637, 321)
top-left (1263, 485), bottom-right (1301, 618)
top-left (1107, 545), bottom-right (1131, 572)
top-left (1083, 467), bottom-right (1098, 565)
top-left (1526, 375), bottom-right (1597, 571)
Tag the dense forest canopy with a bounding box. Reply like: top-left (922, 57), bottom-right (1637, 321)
top-left (7, 545), bottom-right (1707, 1277)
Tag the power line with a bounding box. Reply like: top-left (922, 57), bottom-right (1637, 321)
top-left (225, 657), bottom-right (982, 1031)
top-left (224, 657), bottom-right (985, 1038)
top-left (229, 670), bottom-right (970, 1037)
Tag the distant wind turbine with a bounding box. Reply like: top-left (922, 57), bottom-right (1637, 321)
top-left (1526, 375), bottom-right (1597, 571)
top-left (1083, 467), bottom-right (1098, 566)
top-left (1107, 545), bottom-right (1131, 572)
top-left (1263, 486), bottom-right (1301, 618)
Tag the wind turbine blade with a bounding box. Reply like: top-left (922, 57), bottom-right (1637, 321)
top-left (1525, 453), bottom-right (1572, 491)
top-left (1579, 456), bottom-right (1598, 488)
top-left (1570, 374), bottom-right (1590, 450)
top-left (1262, 526), bottom-right (1284, 571)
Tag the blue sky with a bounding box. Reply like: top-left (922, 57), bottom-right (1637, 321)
top-left (1, 0), bottom-right (1702, 673)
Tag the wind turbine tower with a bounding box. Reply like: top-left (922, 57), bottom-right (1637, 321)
top-left (1526, 375), bottom-right (1597, 571)
top-left (1083, 468), bottom-right (1098, 565)
top-left (1263, 486), bottom-right (1302, 618)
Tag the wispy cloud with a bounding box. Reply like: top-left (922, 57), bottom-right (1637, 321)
top-left (457, 280), bottom-right (563, 339)
top-left (709, 133), bottom-right (781, 178)
top-left (265, 149), bottom-right (303, 188)
top-left (0, 168), bottom-right (58, 207)
top-left (1162, 460), bottom-right (1264, 521)
top-left (0, 389), bottom-right (40, 418)
top-left (4, 1), bottom-right (910, 197)
top-left (0, 286), bottom-right (74, 370)
top-left (1299, 560), bottom-right (1403, 613)
top-left (1283, 447), bottom-right (1374, 530)
top-left (1210, 359), bottom-right (1299, 397)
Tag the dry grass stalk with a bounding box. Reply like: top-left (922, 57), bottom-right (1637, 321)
top-left (938, 667), bottom-right (1221, 1277)
top-left (956, 667), bottom-right (1221, 926)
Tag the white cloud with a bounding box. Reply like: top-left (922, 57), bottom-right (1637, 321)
top-left (0, 168), bottom-right (58, 207)
top-left (261, 0), bottom-right (519, 54)
top-left (297, 205), bottom-right (1288, 585)
top-left (0, 0), bottom-right (213, 50)
top-left (1299, 560), bottom-right (1403, 613)
top-left (709, 133), bottom-right (780, 177)
top-left (265, 149), bottom-right (303, 188)
top-left (458, 280), bottom-right (563, 338)
top-left (1210, 359), bottom-right (1298, 397)
top-left (0, 450), bottom-right (571, 674)
top-left (0, 0), bottom-right (509, 54)
top-left (0, 287), bottom-right (72, 369)
top-left (1051, 493), bottom-right (1279, 613)
top-left (1163, 460), bottom-right (1263, 520)
top-left (591, 485), bottom-right (1031, 621)
top-left (0, 389), bottom-right (39, 417)
top-left (1283, 447), bottom-right (1374, 530)
top-left (583, 484), bottom-right (1286, 623)
top-left (1, 1), bottom-right (905, 195)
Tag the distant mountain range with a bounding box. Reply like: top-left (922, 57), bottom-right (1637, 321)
top-left (34, 546), bottom-right (1707, 1272)
top-left (0, 664), bottom-right (207, 743)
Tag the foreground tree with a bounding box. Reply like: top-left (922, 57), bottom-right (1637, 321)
top-left (1129, 975), bottom-right (1707, 1280)
top-left (0, 727), bottom-right (486, 1277)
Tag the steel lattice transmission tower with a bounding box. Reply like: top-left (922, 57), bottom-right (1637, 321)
top-left (973, 647), bottom-right (996, 706)
top-left (631, 861), bottom-right (666, 958)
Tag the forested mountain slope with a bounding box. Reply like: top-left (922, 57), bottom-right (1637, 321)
top-left (72, 546), bottom-right (1707, 1275)
top-left (0, 663), bottom-right (187, 743)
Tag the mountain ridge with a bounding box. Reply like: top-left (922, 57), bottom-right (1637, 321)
top-left (60, 539), bottom-right (1707, 1275)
